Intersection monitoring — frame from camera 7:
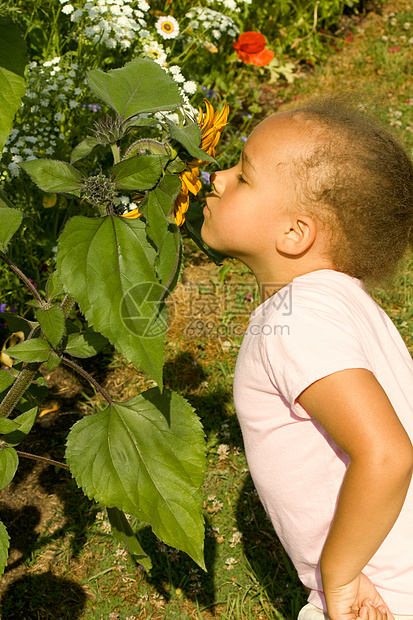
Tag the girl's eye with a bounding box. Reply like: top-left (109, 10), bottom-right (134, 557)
top-left (236, 173), bottom-right (246, 184)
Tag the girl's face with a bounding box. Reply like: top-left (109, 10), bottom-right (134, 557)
top-left (201, 112), bottom-right (312, 269)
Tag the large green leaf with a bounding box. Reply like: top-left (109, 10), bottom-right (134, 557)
top-left (5, 338), bottom-right (52, 363)
top-left (145, 175), bottom-right (182, 287)
top-left (86, 58), bottom-right (182, 120)
top-left (36, 305), bottom-right (65, 348)
top-left (66, 388), bottom-right (206, 569)
top-left (0, 447), bottom-right (18, 490)
top-left (106, 507), bottom-right (152, 572)
top-left (167, 121), bottom-right (216, 164)
top-left (19, 159), bottom-right (83, 193)
top-left (0, 204), bottom-right (23, 252)
top-left (110, 154), bottom-right (168, 191)
top-left (0, 19), bottom-right (27, 155)
top-left (0, 520), bottom-right (9, 578)
top-left (56, 216), bottom-right (166, 386)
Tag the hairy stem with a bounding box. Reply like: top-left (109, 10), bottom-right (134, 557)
top-left (62, 356), bottom-right (114, 406)
top-left (0, 252), bottom-right (45, 307)
top-left (0, 363), bottom-right (40, 418)
top-left (16, 450), bottom-right (70, 471)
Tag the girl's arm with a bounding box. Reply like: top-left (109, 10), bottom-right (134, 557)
top-left (297, 368), bottom-right (413, 620)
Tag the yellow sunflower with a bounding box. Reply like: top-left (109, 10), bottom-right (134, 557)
top-left (174, 100), bottom-right (229, 226)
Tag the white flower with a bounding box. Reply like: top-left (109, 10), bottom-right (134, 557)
top-left (71, 8), bottom-right (83, 21)
top-left (225, 557), bottom-right (238, 570)
top-left (217, 444), bottom-right (230, 460)
top-left (54, 112), bottom-right (64, 121)
top-left (142, 41), bottom-right (167, 65)
top-left (105, 37), bottom-right (117, 48)
top-left (155, 15), bottom-right (180, 39)
top-left (62, 3), bottom-right (74, 14)
top-left (229, 531), bottom-right (243, 547)
top-left (169, 64), bottom-right (181, 75)
top-left (69, 100), bottom-right (79, 108)
top-left (137, 0), bottom-right (150, 10)
top-left (183, 80), bottom-right (197, 94)
top-left (8, 162), bottom-right (20, 177)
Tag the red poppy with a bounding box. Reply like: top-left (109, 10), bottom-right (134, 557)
top-left (233, 31), bottom-right (274, 67)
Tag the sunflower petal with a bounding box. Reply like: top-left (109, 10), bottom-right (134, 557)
top-left (121, 207), bottom-right (142, 219)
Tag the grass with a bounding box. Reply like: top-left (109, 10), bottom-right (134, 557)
top-left (1, 1), bottom-right (413, 618)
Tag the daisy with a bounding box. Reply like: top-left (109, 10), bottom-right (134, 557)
top-left (155, 15), bottom-right (180, 39)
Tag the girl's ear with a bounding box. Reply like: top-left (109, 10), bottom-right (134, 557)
top-left (275, 214), bottom-right (316, 256)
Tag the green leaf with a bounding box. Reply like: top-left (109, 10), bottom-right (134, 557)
top-left (111, 154), bottom-right (167, 191)
top-left (145, 175), bottom-right (182, 286)
top-left (45, 351), bottom-right (62, 372)
top-left (86, 58), bottom-right (182, 120)
top-left (57, 215), bottom-right (166, 386)
top-left (45, 271), bottom-right (65, 301)
top-left (0, 312), bottom-right (38, 338)
top-left (66, 388), bottom-right (206, 569)
top-left (0, 19), bottom-right (27, 154)
top-left (167, 121), bottom-right (216, 164)
top-left (0, 520), bottom-right (10, 578)
top-left (184, 202), bottom-right (227, 265)
top-left (0, 447), bottom-right (18, 490)
top-left (3, 406), bottom-right (38, 446)
top-left (0, 369), bottom-right (14, 393)
top-left (0, 419), bottom-right (19, 434)
top-left (70, 136), bottom-right (101, 164)
top-left (64, 331), bottom-right (108, 358)
top-left (36, 305), bottom-right (65, 348)
top-left (6, 338), bottom-right (52, 363)
top-left (0, 205), bottom-right (23, 252)
top-left (106, 507), bottom-right (152, 572)
top-left (19, 159), bottom-right (83, 193)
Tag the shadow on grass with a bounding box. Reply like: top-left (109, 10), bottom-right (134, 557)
top-left (0, 571), bottom-right (87, 619)
top-left (134, 514), bottom-right (218, 609)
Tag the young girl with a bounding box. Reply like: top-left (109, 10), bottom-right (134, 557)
top-left (201, 97), bottom-right (413, 620)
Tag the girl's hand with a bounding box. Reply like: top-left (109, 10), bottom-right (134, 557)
top-left (324, 572), bottom-right (394, 620)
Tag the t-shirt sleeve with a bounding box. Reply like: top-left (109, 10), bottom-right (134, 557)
top-left (261, 300), bottom-right (374, 419)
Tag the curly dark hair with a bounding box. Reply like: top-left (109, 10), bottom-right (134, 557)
top-left (286, 96), bottom-right (413, 283)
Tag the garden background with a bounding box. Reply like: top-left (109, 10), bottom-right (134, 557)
top-left (0, 0), bottom-right (413, 618)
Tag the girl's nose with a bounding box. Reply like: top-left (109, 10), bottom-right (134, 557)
top-left (210, 170), bottom-right (224, 193)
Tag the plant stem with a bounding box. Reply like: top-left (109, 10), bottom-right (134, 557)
top-left (61, 356), bottom-right (114, 406)
top-left (0, 252), bottom-right (45, 307)
top-left (16, 450), bottom-right (70, 471)
top-left (0, 363), bottom-right (40, 418)
top-left (111, 143), bottom-right (121, 164)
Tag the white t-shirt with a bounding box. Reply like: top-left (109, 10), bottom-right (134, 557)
top-left (233, 269), bottom-right (413, 614)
